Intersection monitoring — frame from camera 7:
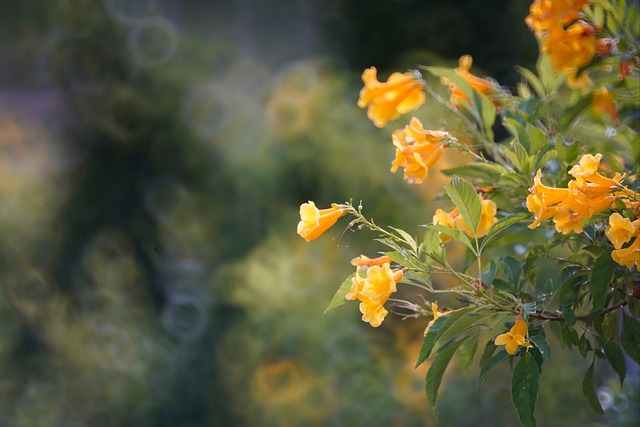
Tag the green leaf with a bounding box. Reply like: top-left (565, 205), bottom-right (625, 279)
top-left (324, 273), bottom-right (355, 314)
top-left (511, 352), bottom-right (539, 427)
top-left (416, 313), bottom-right (450, 368)
top-left (457, 336), bottom-right (479, 374)
top-left (442, 163), bottom-right (512, 183)
top-left (479, 348), bottom-right (510, 383)
top-left (516, 66), bottom-right (546, 98)
top-left (600, 339), bottom-right (627, 386)
top-left (426, 337), bottom-right (469, 418)
top-left (590, 249), bottom-right (616, 312)
top-left (529, 335), bottom-right (551, 362)
top-left (480, 213), bottom-right (530, 251)
top-left (445, 177), bottom-right (482, 236)
top-left (621, 314), bottom-right (640, 364)
top-left (431, 309), bottom-right (498, 354)
top-left (389, 226), bottom-right (418, 253)
top-left (582, 361), bottom-right (604, 415)
top-left (424, 224), bottom-right (476, 254)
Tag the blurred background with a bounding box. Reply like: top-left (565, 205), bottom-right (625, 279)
top-left (0, 0), bottom-right (637, 426)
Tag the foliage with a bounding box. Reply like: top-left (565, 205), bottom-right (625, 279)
top-left (298, 1), bottom-right (640, 425)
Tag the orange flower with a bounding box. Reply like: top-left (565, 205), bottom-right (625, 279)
top-left (297, 201), bottom-right (347, 242)
top-left (606, 213), bottom-right (640, 250)
top-left (424, 302), bottom-right (452, 335)
top-left (357, 67), bottom-right (426, 128)
top-left (592, 86), bottom-right (619, 125)
top-left (525, 0), bottom-right (589, 35)
top-left (442, 55), bottom-right (499, 109)
top-left (541, 21), bottom-right (596, 91)
top-left (351, 254), bottom-right (393, 268)
top-left (611, 237), bottom-right (640, 269)
top-left (494, 315), bottom-right (533, 355)
top-left (527, 170), bottom-right (569, 229)
top-left (346, 263), bottom-right (403, 327)
top-left (390, 117), bottom-right (448, 184)
top-left (433, 207), bottom-right (459, 243)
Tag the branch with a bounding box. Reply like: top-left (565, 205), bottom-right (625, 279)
top-left (530, 300), bottom-right (629, 322)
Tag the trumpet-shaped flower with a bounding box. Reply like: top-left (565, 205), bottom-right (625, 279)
top-left (390, 117), bottom-right (448, 184)
top-left (442, 55), bottom-right (499, 109)
top-left (611, 237), bottom-right (640, 269)
top-left (297, 201), bottom-right (347, 242)
top-left (346, 263), bottom-right (403, 327)
top-left (494, 315), bottom-right (533, 355)
top-left (606, 213), bottom-right (640, 250)
top-left (568, 153), bottom-right (603, 178)
top-left (351, 254), bottom-right (394, 268)
top-left (433, 207), bottom-right (459, 243)
top-left (525, 0), bottom-right (589, 35)
top-left (357, 67), bottom-right (426, 128)
top-left (541, 21), bottom-right (596, 91)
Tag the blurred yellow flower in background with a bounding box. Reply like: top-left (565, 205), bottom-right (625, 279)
top-left (494, 315), bottom-right (533, 355)
top-left (454, 198), bottom-right (498, 238)
top-left (297, 201), bottom-right (347, 242)
top-left (357, 67), bottom-right (426, 128)
top-left (525, 0), bottom-right (589, 35)
top-left (443, 55), bottom-right (500, 109)
top-left (592, 86), bottom-right (620, 124)
top-left (424, 302), bottom-right (452, 335)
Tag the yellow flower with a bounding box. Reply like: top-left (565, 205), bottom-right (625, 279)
top-left (568, 153), bottom-right (603, 178)
top-left (612, 237), bottom-right (640, 269)
top-left (390, 117), bottom-right (448, 184)
top-left (357, 67), bottom-right (426, 128)
top-left (592, 87), bottom-right (619, 124)
top-left (442, 55), bottom-right (499, 109)
top-left (424, 302), bottom-right (452, 335)
top-left (606, 213), bottom-right (640, 250)
top-left (351, 254), bottom-right (394, 268)
top-left (525, 0), bottom-right (589, 35)
top-left (552, 208), bottom-right (584, 234)
top-left (527, 169), bottom-right (570, 229)
top-left (433, 207), bottom-right (460, 243)
top-left (454, 198), bottom-right (498, 238)
top-left (297, 201), bottom-right (347, 242)
top-left (346, 263), bottom-right (403, 327)
top-left (541, 21), bottom-right (596, 91)
top-left (494, 315), bottom-right (533, 355)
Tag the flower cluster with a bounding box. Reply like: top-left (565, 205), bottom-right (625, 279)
top-left (346, 255), bottom-right (404, 327)
top-left (526, 0), bottom-right (596, 90)
top-left (526, 154), bottom-right (638, 247)
top-left (607, 213), bottom-right (640, 268)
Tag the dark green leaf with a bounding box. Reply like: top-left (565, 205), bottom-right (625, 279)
top-left (530, 335), bottom-right (551, 362)
top-left (426, 337), bottom-right (469, 418)
top-left (582, 361), bottom-right (604, 415)
top-left (621, 314), bottom-right (640, 364)
top-left (457, 336), bottom-right (479, 375)
top-left (416, 313), bottom-right (450, 368)
top-left (479, 349), bottom-right (510, 383)
top-left (324, 273), bottom-right (355, 313)
top-left (424, 224), bottom-right (476, 254)
top-left (590, 249), bottom-right (616, 312)
top-left (480, 213), bottom-right (530, 251)
top-left (511, 352), bottom-right (539, 427)
top-left (601, 339), bottom-right (627, 386)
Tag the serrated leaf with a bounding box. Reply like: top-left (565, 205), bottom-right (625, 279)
top-left (479, 348), bottom-right (510, 383)
top-left (601, 339), bottom-right (627, 386)
top-left (446, 177), bottom-right (482, 237)
top-left (431, 309), bottom-right (495, 354)
top-left (480, 213), bottom-right (530, 251)
top-left (457, 336), bottom-right (479, 375)
top-left (590, 249), bottom-right (616, 312)
top-left (621, 314), bottom-right (640, 364)
top-left (424, 224), bottom-right (476, 254)
top-left (529, 335), bottom-right (551, 362)
top-left (324, 273), bottom-right (355, 314)
top-left (582, 361), bottom-right (604, 415)
top-left (416, 313), bottom-right (450, 368)
top-left (511, 352), bottom-right (539, 427)
top-left (426, 337), bottom-right (469, 418)
top-left (430, 307), bottom-right (477, 352)
top-left (389, 226), bottom-right (418, 253)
